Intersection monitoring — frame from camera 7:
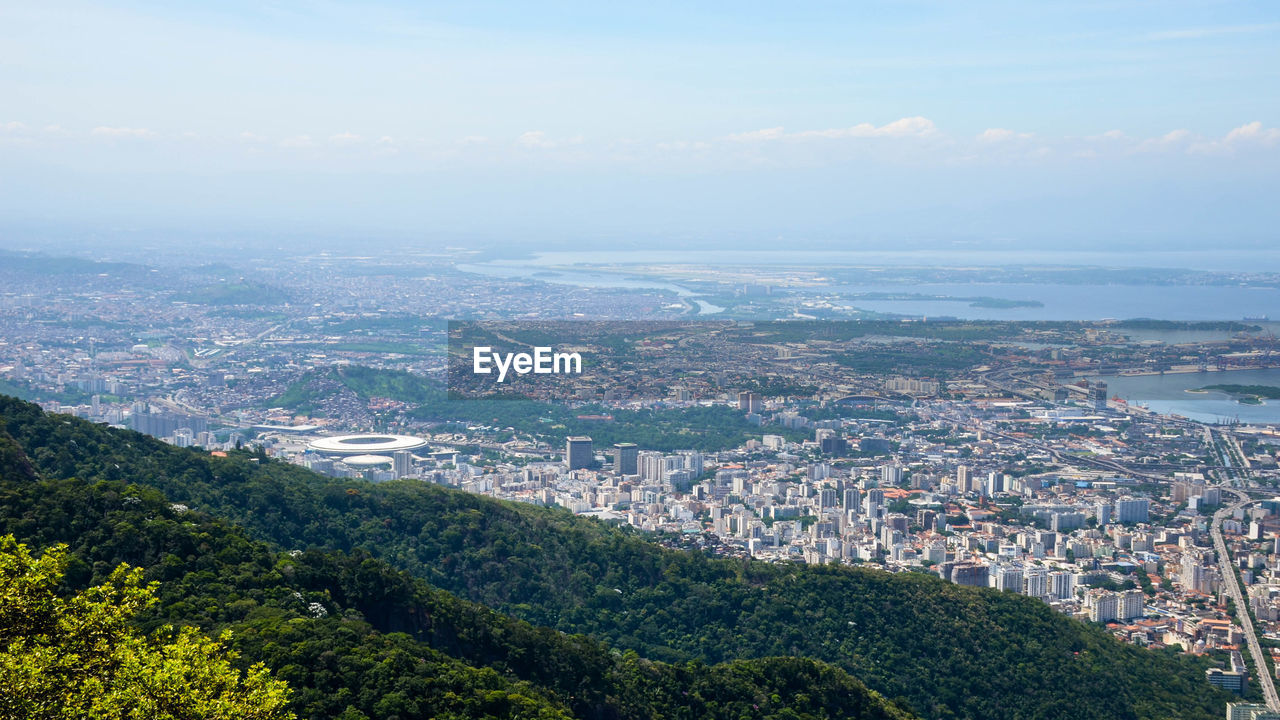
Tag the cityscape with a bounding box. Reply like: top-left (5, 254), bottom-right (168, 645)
top-left (4, 1), bottom-right (1280, 719)
top-left (6, 248), bottom-right (1280, 717)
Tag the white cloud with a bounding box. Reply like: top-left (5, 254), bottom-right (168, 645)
top-left (90, 126), bottom-right (154, 138)
top-left (799, 116), bottom-right (938, 139)
top-left (1189, 121), bottom-right (1280, 154)
top-left (729, 117), bottom-right (938, 142)
top-left (278, 134), bottom-right (314, 148)
top-left (869, 116), bottom-right (937, 137)
top-left (2, 121), bottom-right (27, 132)
top-left (1223, 121), bottom-right (1280, 146)
top-left (515, 131), bottom-right (582, 149)
top-left (1136, 128), bottom-right (1192, 152)
top-left (726, 126), bottom-right (785, 142)
top-left (456, 135), bottom-right (489, 145)
top-left (329, 131), bottom-right (363, 144)
top-left (1086, 129), bottom-right (1126, 141)
top-left (977, 128), bottom-right (1032, 142)
top-left (517, 130), bottom-right (554, 148)
top-left (239, 131), bottom-right (267, 142)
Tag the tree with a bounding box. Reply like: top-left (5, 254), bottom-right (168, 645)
top-left (0, 535), bottom-right (294, 720)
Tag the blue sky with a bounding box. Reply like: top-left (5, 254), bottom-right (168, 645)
top-left (1, 1), bottom-right (1277, 249)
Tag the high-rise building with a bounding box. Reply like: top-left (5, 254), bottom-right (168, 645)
top-left (865, 488), bottom-right (885, 516)
top-left (566, 436), bottom-right (594, 470)
top-left (1091, 381), bottom-right (1109, 411)
top-left (678, 450), bottom-right (704, 476)
top-left (1087, 590), bottom-right (1119, 623)
top-left (393, 450), bottom-right (413, 478)
top-left (1119, 588), bottom-right (1145, 620)
top-left (842, 488), bottom-right (861, 513)
top-left (881, 464), bottom-right (903, 486)
top-left (819, 488), bottom-right (838, 508)
top-left (130, 407), bottom-right (208, 439)
top-left (820, 435), bottom-right (848, 456)
top-left (1114, 498), bottom-right (1149, 524)
top-left (738, 391), bottom-right (763, 413)
top-left (993, 564), bottom-right (1023, 592)
top-left (1051, 512), bottom-right (1086, 532)
top-left (1182, 550), bottom-right (1217, 594)
top-left (1095, 502), bottom-right (1112, 525)
top-left (1203, 487), bottom-right (1222, 506)
top-left (956, 465), bottom-right (971, 493)
top-left (639, 451), bottom-right (665, 483)
top-left (1023, 566), bottom-right (1049, 598)
top-left (613, 443), bottom-right (639, 475)
top-left (1048, 570), bottom-right (1076, 600)
top-left (950, 562), bottom-right (990, 587)
top-left (170, 428), bottom-right (194, 448)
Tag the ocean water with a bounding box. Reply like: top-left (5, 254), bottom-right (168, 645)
top-left (460, 250), bottom-right (1280, 321)
top-left (1098, 368), bottom-right (1280, 425)
top-left (831, 283), bottom-right (1280, 321)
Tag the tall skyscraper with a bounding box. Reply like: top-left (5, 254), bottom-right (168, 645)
top-left (393, 450), bottom-right (413, 478)
top-left (1048, 570), bottom-right (1076, 599)
top-left (865, 488), bottom-right (885, 516)
top-left (1119, 589), bottom-right (1145, 620)
top-left (1087, 590), bottom-right (1119, 623)
top-left (843, 488), bottom-right (862, 513)
top-left (1023, 566), bottom-right (1049, 598)
top-left (566, 436), bottom-right (594, 470)
top-left (1114, 498), bottom-right (1149, 524)
top-left (881, 464), bottom-right (903, 486)
top-left (613, 442), bottom-right (639, 475)
top-left (1091, 381), bottom-right (1109, 411)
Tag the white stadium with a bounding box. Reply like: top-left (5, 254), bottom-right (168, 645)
top-left (306, 434), bottom-right (428, 457)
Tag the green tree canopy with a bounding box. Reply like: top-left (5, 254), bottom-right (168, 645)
top-left (0, 535), bottom-right (294, 720)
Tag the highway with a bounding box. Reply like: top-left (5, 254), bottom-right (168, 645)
top-left (1213, 491), bottom-right (1279, 710)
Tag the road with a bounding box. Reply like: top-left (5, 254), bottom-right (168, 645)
top-left (1213, 492), bottom-right (1279, 710)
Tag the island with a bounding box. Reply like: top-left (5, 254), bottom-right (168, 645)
top-left (1200, 384), bottom-right (1280, 405)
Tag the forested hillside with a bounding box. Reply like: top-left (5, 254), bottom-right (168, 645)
top-left (266, 365), bottom-right (808, 451)
top-left (0, 395), bottom-right (1232, 720)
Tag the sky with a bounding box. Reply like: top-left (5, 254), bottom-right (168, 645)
top-left (1, 1), bottom-right (1278, 252)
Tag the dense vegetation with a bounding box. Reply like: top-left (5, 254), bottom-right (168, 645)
top-left (834, 343), bottom-right (991, 378)
top-left (0, 395), bottom-right (1232, 720)
top-left (1201, 385), bottom-right (1280, 400)
top-left (0, 418), bottom-right (913, 720)
top-left (0, 535), bottom-right (294, 720)
top-left (178, 281), bottom-right (293, 306)
top-left (270, 366), bottom-right (806, 451)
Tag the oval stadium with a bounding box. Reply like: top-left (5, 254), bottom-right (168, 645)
top-left (306, 434), bottom-right (428, 457)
